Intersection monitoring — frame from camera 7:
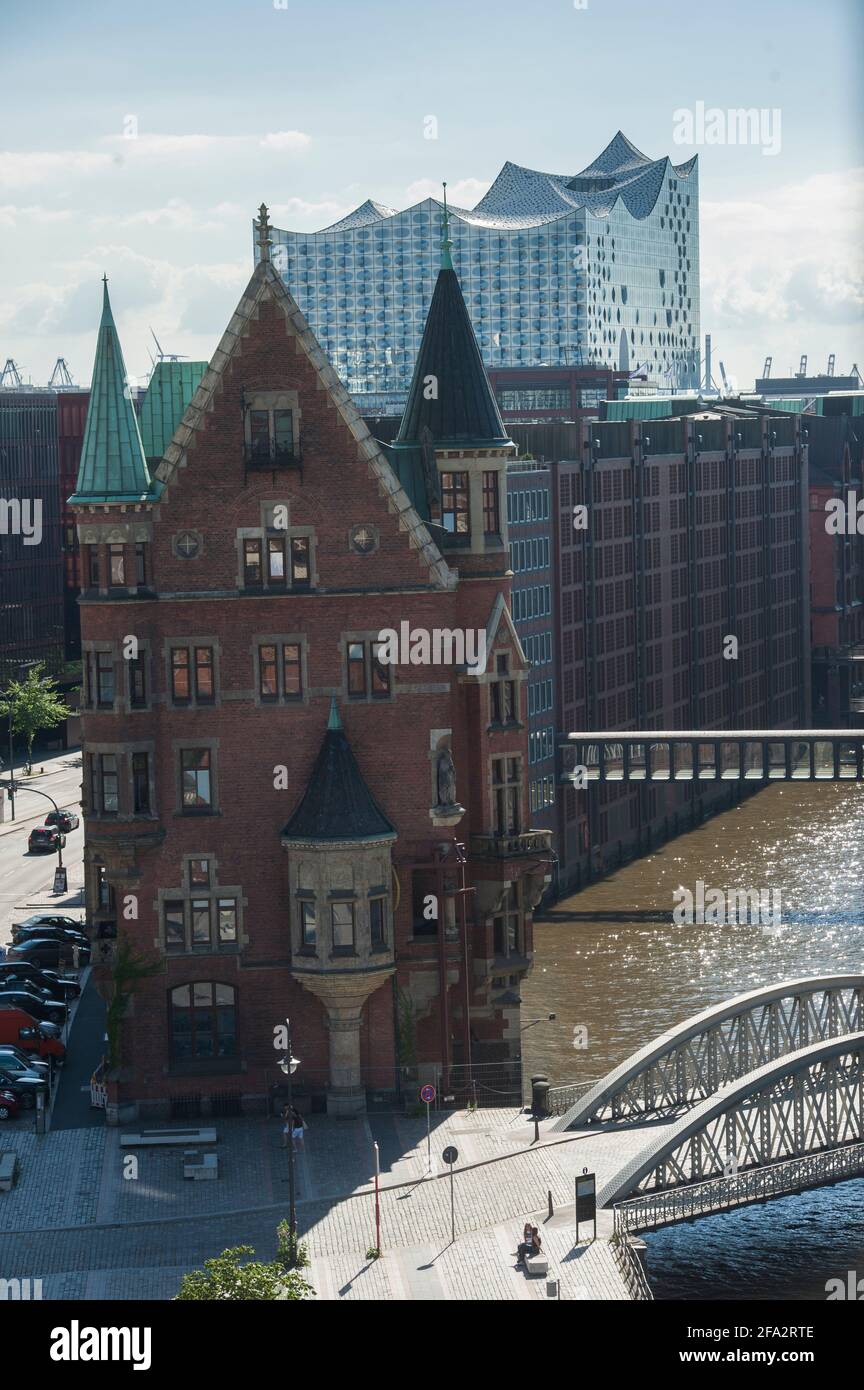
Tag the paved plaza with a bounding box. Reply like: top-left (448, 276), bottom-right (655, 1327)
top-left (0, 1102), bottom-right (653, 1301)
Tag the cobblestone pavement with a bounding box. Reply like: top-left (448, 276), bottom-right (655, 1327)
top-left (0, 1107), bottom-right (662, 1300)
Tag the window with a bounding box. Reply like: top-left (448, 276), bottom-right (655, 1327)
top-left (195, 647), bottom-right (214, 704)
top-left (244, 538), bottom-right (263, 586)
top-left (493, 883), bottom-right (522, 958)
top-left (246, 406), bottom-right (296, 465)
top-left (291, 537), bottom-right (310, 589)
top-left (192, 899), bottom-right (211, 949)
top-left (165, 902), bottom-right (185, 954)
top-left (135, 543), bottom-right (148, 587)
top-left (331, 901), bottom-right (355, 951)
top-left (259, 645), bottom-right (278, 700)
top-left (91, 753), bottom-right (119, 815)
top-left (346, 640), bottom-right (391, 700)
top-left (181, 749), bottom-right (212, 812)
top-left (370, 897), bottom-right (386, 949)
top-left (218, 900), bottom-right (237, 947)
top-left (132, 752), bottom-right (150, 815)
top-left (87, 546), bottom-right (100, 587)
top-left (170, 983), bottom-right (237, 1061)
top-left (299, 900), bottom-right (317, 950)
top-left (441, 471), bottom-right (470, 538)
top-left (257, 642), bottom-right (303, 701)
top-left (171, 648), bottom-right (190, 704)
top-left (492, 756), bottom-right (521, 835)
top-left (189, 859), bottom-right (210, 889)
top-left (490, 654), bottom-right (517, 725)
top-left (108, 544), bottom-right (125, 587)
top-left (483, 471), bottom-right (501, 534)
top-left (129, 655), bottom-right (147, 708)
top-left (267, 537), bottom-right (286, 584)
top-left (96, 652), bottom-right (114, 708)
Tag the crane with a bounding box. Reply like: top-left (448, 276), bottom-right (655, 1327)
top-left (827, 353), bottom-right (835, 377)
top-left (762, 355), bottom-right (772, 379)
top-left (48, 358), bottom-right (75, 388)
top-left (0, 359), bottom-right (23, 388)
top-left (797, 354), bottom-right (807, 377)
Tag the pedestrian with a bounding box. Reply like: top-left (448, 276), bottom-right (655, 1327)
top-left (282, 1103), bottom-right (306, 1149)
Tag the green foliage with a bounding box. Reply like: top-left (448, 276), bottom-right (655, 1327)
top-left (0, 664), bottom-right (71, 773)
top-left (105, 934), bottom-right (161, 1071)
top-left (175, 1246), bottom-right (314, 1301)
top-left (366, 1247), bottom-right (381, 1261)
top-left (277, 1222), bottom-right (309, 1270)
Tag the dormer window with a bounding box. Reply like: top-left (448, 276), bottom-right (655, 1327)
top-left (441, 472), bottom-right (470, 539)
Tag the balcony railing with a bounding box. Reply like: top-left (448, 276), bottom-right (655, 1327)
top-left (470, 829), bottom-right (553, 859)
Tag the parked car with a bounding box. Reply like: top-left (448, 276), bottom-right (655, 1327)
top-left (8, 939), bottom-right (90, 970)
top-left (0, 1090), bottom-right (19, 1121)
top-left (44, 809), bottom-right (80, 833)
top-left (12, 924), bottom-right (89, 947)
top-left (0, 1068), bottom-right (47, 1109)
top-left (0, 964), bottom-right (80, 1001)
top-left (14, 914), bottom-right (86, 934)
top-left (0, 1051), bottom-right (48, 1082)
top-left (27, 825), bottom-right (66, 854)
top-left (0, 989), bottom-right (65, 1027)
top-left (0, 1044), bottom-right (50, 1077)
top-left (0, 1008), bottom-right (65, 1061)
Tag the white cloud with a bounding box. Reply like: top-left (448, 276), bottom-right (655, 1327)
top-left (403, 176), bottom-right (490, 209)
top-left (259, 131), bottom-right (312, 152)
top-left (0, 150), bottom-right (113, 190)
top-left (268, 196), bottom-right (355, 227)
top-left (0, 204), bottom-right (73, 227)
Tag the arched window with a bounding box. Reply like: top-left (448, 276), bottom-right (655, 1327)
top-left (170, 983), bottom-right (237, 1061)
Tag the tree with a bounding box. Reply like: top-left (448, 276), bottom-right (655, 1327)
top-left (105, 934), bottom-right (162, 1071)
top-left (175, 1246), bottom-right (314, 1301)
top-left (0, 664), bottom-right (71, 774)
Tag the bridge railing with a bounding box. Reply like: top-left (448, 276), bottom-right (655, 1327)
top-left (610, 1232), bottom-right (655, 1301)
top-left (544, 1079), bottom-right (599, 1116)
top-left (612, 1141), bottom-right (864, 1235)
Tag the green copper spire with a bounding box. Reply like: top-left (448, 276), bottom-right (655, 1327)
top-left (70, 278), bottom-right (158, 504)
top-left (327, 695), bottom-right (342, 731)
top-left (440, 182), bottom-right (453, 271)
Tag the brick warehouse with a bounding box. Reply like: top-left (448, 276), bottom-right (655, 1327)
top-left (71, 209), bottom-right (553, 1122)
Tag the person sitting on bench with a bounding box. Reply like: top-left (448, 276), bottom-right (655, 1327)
top-left (516, 1221), bottom-right (533, 1262)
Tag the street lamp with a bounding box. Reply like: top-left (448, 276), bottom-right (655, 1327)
top-left (278, 1021), bottom-right (301, 1254)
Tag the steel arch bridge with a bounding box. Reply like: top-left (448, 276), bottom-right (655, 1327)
top-left (553, 975), bottom-right (864, 1129)
top-left (599, 1033), bottom-right (864, 1213)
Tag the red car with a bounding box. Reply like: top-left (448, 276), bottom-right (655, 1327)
top-left (0, 1090), bottom-right (19, 1121)
top-left (44, 809), bottom-right (80, 833)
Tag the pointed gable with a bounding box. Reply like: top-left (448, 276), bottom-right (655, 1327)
top-left (70, 281), bottom-right (159, 505)
top-left (282, 699), bottom-right (397, 844)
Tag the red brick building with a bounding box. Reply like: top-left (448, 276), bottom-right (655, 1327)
top-left (71, 212), bottom-right (552, 1122)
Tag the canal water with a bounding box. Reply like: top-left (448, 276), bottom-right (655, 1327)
top-left (522, 783), bottom-right (864, 1300)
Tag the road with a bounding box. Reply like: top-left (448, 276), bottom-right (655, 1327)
top-left (0, 748), bottom-right (86, 946)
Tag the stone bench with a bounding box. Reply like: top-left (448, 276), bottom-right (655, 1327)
top-left (183, 1150), bottom-right (219, 1181)
top-left (120, 1128), bottom-right (217, 1148)
top-left (524, 1251), bottom-right (549, 1278)
top-left (0, 1153), bottom-right (19, 1192)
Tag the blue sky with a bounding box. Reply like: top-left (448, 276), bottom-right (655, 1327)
top-left (1, 0), bottom-right (861, 389)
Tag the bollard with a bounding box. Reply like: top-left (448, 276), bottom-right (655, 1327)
top-left (530, 1074), bottom-right (551, 1118)
top-left (548, 1189), bottom-right (554, 1219)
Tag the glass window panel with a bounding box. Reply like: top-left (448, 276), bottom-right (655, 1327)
top-left (331, 901), bottom-right (355, 949)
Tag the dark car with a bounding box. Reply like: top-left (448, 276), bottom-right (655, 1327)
top-left (12, 924), bottom-right (89, 947)
top-left (0, 1051), bottom-right (48, 1082)
top-left (0, 1090), bottom-right (19, 1121)
top-left (44, 810), bottom-right (80, 833)
top-left (0, 964), bottom-right (80, 1001)
top-left (0, 1044), bottom-right (50, 1077)
top-left (27, 826), bottom-right (66, 854)
top-left (14, 914), bottom-right (86, 934)
top-left (0, 1069), bottom-right (47, 1108)
top-left (8, 938), bottom-right (91, 970)
top-left (0, 990), bottom-right (65, 1026)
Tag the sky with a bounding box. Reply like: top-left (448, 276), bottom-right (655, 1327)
top-left (1, 0), bottom-right (862, 392)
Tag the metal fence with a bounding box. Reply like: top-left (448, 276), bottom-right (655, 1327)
top-left (544, 1080), bottom-right (599, 1117)
top-left (613, 1141), bottom-right (864, 1236)
top-left (610, 1233), bottom-right (654, 1301)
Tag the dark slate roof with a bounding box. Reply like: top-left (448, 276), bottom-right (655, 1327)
top-left (281, 700), bottom-right (396, 843)
top-left (394, 267), bottom-right (512, 449)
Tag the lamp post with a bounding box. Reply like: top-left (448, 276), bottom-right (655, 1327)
top-left (278, 1022), bottom-right (301, 1254)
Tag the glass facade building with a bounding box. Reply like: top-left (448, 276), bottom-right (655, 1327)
top-left (266, 132), bottom-right (700, 414)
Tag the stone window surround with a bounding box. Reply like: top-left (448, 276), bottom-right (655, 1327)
top-left (348, 523), bottom-right (380, 555)
top-left (341, 629), bottom-right (393, 705)
top-left (171, 529), bottom-right (205, 561)
top-left (85, 741), bottom-right (157, 821)
top-left (163, 637), bottom-right (222, 710)
top-left (487, 645), bottom-right (526, 730)
top-left (155, 859), bottom-right (248, 956)
top-left (125, 639), bottom-right (153, 714)
top-left (251, 632), bottom-right (310, 706)
top-left (488, 750), bottom-right (524, 837)
top-left (82, 641), bottom-right (117, 711)
top-left (293, 885), bottom-right (391, 961)
top-left (172, 737), bottom-right (220, 816)
top-left (76, 520), bottom-right (152, 597)
top-left (436, 455), bottom-right (509, 556)
top-left (243, 388), bottom-right (302, 458)
top-left (236, 523), bottom-right (318, 591)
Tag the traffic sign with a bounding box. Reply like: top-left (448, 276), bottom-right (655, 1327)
top-left (442, 1146), bottom-right (458, 1165)
top-left (52, 867), bottom-right (68, 895)
top-left (420, 1084), bottom-right (436, 1104)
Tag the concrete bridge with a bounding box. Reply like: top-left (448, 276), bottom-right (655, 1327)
top-left (560, 729), bottom-right (864, 782)
top-left (545, 977), bottom-right (864, 1237)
